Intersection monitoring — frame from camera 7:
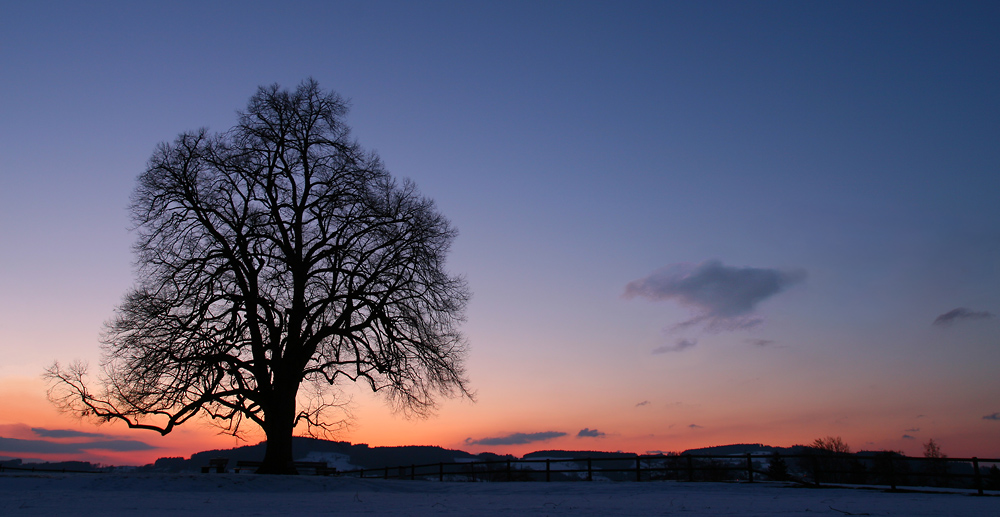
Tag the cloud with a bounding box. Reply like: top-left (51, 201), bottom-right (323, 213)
top-left (84, 440), bottom-right (159, 452)
top-left (652, 339), bottom-right (697, 354)
top-left (465, 431), bottom-right (567, 446)
top-left (0, 437), bottom-right (157, 454)
top-left (577, 428), bottom-right (605, 438)
top-left (625, 260), bottom-right (806, 331)
top-left (635, 400), bottom-right (650, 407)
top-left (933, 308), bottom-right (994, 327)
top-left (688, 424), bottom-right (703, 429)
top-left (902, 435), bottom-right (916, 440)
top-left (904, 428), bottom-right (920, 433)
top-left (745, 338), bottom-right (776, 347)
top-left (31, 428), bottom-right (113, 439)
top-left (983, 413), bottom-right (1000, 421)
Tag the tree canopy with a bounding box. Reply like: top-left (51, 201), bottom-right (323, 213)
top-left (47, 79), bottom-right (471, 473)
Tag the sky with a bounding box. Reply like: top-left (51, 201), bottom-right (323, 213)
top-left (1, 0), bottom-right (998, 465)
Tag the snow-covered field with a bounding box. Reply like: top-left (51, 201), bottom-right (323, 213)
top-left (1, 472), bottom-right (995, 516)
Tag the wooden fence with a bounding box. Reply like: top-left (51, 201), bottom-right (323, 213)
top-left (338, 453), bottom-right (1000, 495)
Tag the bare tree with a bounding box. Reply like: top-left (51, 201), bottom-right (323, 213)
top-left (46, 79), bottom-right (471, 474)
top-left (811, 436), bottom-right (851, 454)
top-left (806, 435), bottom-right (859, 484)
top-left (922, 439), bottom-right (945, 459)
top-left (923, 438), bottom-right (948, 485)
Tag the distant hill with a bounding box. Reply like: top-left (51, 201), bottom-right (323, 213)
top-left (0, 458), bottom-right (103, 472)
top-left (681, 443), bottom-right (787, 455)
top-left (144, 439), bottom-right (827, 473)
top-left (523, 450), bottom-right (637, 460)
top-left (144, 437), bottom-right (478, 473)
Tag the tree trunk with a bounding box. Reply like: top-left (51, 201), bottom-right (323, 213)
top-left (256, 387), bottom-right (299, 474)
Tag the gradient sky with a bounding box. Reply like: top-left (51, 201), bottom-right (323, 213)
top-left (2, 1), bottom-right (999, 465)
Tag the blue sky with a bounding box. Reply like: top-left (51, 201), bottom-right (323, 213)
top-left (1, 1), bottom-right (998, 463)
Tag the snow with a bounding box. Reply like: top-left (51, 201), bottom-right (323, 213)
top-left (1, 472), bottom-right (996, 516)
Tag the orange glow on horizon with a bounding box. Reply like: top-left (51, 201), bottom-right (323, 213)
top-left (3, 376), bottom-right (998, 466)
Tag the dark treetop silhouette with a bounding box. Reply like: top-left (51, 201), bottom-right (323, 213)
top-left (46, 79), bottom-right (471, 474)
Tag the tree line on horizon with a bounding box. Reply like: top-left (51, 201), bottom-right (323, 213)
top-left (5, 434), bottom-right (999, 492)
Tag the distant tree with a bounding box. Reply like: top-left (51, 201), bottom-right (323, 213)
top-left (870, 450), bottom-right (909, 487)
top-left (811, 436), bottom-right (851, 454)
top-left (922, 439), bottom-right (945, 459)
top-left (922, 439), bottom-right (948, 486)
top-left (987, 465), bottom-right (1000, 490)
top-left (765, 451), bottom-right (790, 481)
top-left (804, 436), bottom-right (859, 484)
top-left (46, 79), bottom-right (471, 474)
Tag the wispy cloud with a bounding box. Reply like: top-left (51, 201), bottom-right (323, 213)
top-left (745, 338), bottom-right (776, 347)
top-left (0, 437), bottom-right (157, 453)
top-left (635, 400), bottom-right (650, 407)
top-left (688, 424), bottom-right (704, 429)
top-left (31, 428), bottom-right (113, 439)
top-left (625, 260), bottom-right (805, 332)
top-left (983, 413), bottom-right (1000, 421)
top-left (933, 308), bottom-right (994, 327)
top-left (902, 434), bottom-right (916, 440)
top-left (465, 431), bottom-right (567, 446)
top-left (577, 428), bottom-right (605, 438)
top-left (904, 428), bottom-right (920, 433)
top-left (652, 339), bottom-right (697, 354)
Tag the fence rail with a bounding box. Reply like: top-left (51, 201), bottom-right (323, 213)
top-left (336, 453), bottom-right (1000, 495)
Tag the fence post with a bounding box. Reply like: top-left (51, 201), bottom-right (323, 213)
top-left (439, 462), bottom-right (444, 482)
top-left (810, 456), bottom-right (821, 487)
top-left (384, 466), bottom-right (389, 479)
top-left (686, 455), bottom-right (694, 482)
top-left (587, 458), bottom-right (593, 482)
top-left (636, 457), bottom-right (642, 482)
top-left (887, 456), bottom-right (897, 491)
top-left (746, 453), bottom-right (753, 483)
top-left (973, 457), bottom-right (983, 496)
top-left (506, 459), bottom-right (512, 482)
top-left (411, 464), bottom-right (416, 480)
top-left (546, 459), bottom-right (551, 482)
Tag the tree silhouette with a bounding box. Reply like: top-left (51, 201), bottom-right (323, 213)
top-left (811, 436), bottom-right (851, 454)
top-left (765, 451), bottom-right (789, 481)
top-left (922, 439), bottom-right (948, 486)
top-left (922, 439), bottom-right (944, 459)
top-left (804, 436), bottom-right (861, 483)
top-left (46, 79), bottom-right (471, 474)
